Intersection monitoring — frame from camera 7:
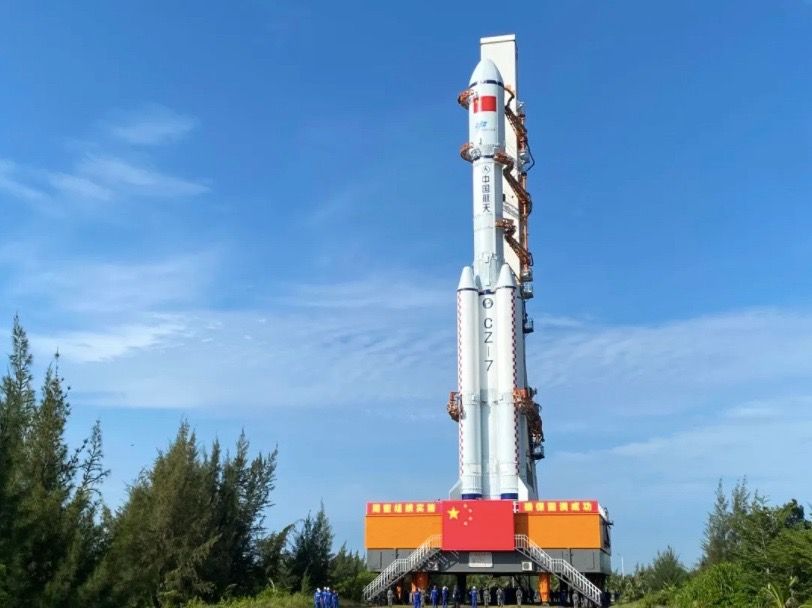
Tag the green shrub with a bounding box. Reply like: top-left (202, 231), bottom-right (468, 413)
top-left (670, 562), bottom-right (753, 608)
top-left (186, 588), bottom-right (313, 608)
top-left (640, 587), bottom-right (674, 607)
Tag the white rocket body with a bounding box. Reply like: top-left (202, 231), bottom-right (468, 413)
top-left (453, 59), bottom-right (534, 500)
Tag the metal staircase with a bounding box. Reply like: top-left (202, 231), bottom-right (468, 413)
top-left (363, 534), bottom-right (603, 606)
top-left (514, 534), bottom-right (604, 606)
top-left (362, 535), bottom-right (442, 602)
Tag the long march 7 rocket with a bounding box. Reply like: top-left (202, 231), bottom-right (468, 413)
top-left (449, 58), bottom-right (544, 501)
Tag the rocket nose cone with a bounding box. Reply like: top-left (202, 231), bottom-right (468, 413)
top-left (469, 58), bottom-right (503, 86)
top-left (457, 266), bottom-right (477, 291)
top-left (496, 263), bottom-right (516, 289)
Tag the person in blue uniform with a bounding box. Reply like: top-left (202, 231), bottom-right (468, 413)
top-left (332, 589), bottom-right (339, 608)
top-left (470, 586), bottom-right (478, 608)
top-left (441, 586), bottom-right (449, 608)
top-left (323, 587), bottom-right (332, 608)
top-left (430, 585), bottom-right (439, 608)
top-left (315, 588), bottom-right (322, 608)
top-left (413, 588), bottom-right (422, 608)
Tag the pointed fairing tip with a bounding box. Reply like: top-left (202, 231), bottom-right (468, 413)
top-left (457, 266), bottom-right (477, 291)
top-left (496, 264), bottom-right (516, 289)
top-left (469, 59), bottom-right (503, 87)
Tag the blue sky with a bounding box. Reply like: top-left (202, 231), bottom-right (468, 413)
top-left (1, 1), bottom-right (811, 568)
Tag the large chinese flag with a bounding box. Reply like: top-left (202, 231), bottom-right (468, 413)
top-left (441, 500), bottom-right (515, 551)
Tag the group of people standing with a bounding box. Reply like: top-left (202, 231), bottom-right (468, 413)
top-left (388, 584), bottom-right (521, 608)
top-left (314, 586), bottom-right (340, 608)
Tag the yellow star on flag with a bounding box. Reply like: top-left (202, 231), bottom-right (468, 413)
top-left (447, 506), bottom-right (460, 520)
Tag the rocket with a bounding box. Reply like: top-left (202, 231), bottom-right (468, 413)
top-left (450, 59), bottom-right (540, 501)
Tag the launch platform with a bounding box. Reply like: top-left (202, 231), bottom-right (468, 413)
top-left (364, 499), bottom-right (610, 605)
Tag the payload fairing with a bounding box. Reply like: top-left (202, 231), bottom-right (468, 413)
top-left (449, 58), bottom-right (543, 501)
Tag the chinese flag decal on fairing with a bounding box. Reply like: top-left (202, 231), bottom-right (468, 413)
top-left (472, 95), bottom-right (497, 113)
top-left (440, 500), bottom-right (515, 551)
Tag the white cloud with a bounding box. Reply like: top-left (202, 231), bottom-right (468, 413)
top-left (0, 106), bottom-right (206, 208)
top-left (0, 160), bottom-right (48, 202)
top-left (32, 317), bottom-right (187, 363)
top-left (77, 156), bottom-right (208, 198)
top-left (47, 172), bottom-right (113, 201)
top-left (14, 267), bottom-right (453, 408)
top-left (6, 251), bottom-right (218, 315)
top-left (280, 276), bottom-right (449, 310)
top-left (534, 308), bottom-right (812, 416)
top-left (108, 104), bottom-right (198, 146)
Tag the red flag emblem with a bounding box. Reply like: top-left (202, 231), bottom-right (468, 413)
top-left (441, 500), bottom-right (515, 551)
top-left (472, 95), bottom-right (497, 113)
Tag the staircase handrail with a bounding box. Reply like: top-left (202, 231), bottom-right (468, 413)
top-left (363, 535), bottom-right (442, 601)
top-left (514, 534), bottom-right (603, 606)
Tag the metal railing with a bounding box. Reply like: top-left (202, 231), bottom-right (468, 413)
top-left (363, 533), bottom-right (602, 606)
top-left (514, 534), bottom-right (603, 606)
top-left (362, 535), bottom-right (442, 602)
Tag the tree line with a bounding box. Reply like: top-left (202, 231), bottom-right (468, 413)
top-left (608, 480), bottom-right (812, 607)
top-left (0, 317), bottom-right (371, 607)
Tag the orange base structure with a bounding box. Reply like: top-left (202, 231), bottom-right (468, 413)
top-left (365, 499), bottom-right (610, 553)
top-left (364, 499), bottom-right (611, 605)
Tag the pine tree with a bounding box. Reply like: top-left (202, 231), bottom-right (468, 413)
top-left (203, 431), bottom-right (278, 597)
top-left (701, 479), bottom-right (731, 567)
top-left (259, 524), bottom-right (296, 588)
top-left (97, 421), bottom-right (218, 606)
top-left (643, 546), bottom-right (688, 592)
top-left (92, 421), bottom-right (278, 606)
top-left (330, 544), bottom-right (369, 600)
top-left (55, 421), bottom-right (111, 607)
top-left (0, 319), bottom-right (109, 607)
top-left (0, 315), bottom-right (36, 601)
top-left (20, 359), bottom-right (78, 604)
top-left (288, 504), bottom-right (334, 591)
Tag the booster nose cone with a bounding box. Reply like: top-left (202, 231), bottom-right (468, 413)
top-left (469, 58), bottom-right (503, 87)
top-left (495, 263), bottom-right (516, 289)
top-left (457, 266), bottom-right (477, 291)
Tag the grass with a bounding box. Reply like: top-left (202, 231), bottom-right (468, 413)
top-left (187, 590), bottom-right (368, 608)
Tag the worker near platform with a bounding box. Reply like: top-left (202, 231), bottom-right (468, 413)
top-left (495, 587), bottom-right (503, 608)
top-left (430, 585), bottom-right (439, 608)
top-left (470, 586), bottom-right (478, 608)
top-left (413, 588), bottom-right (422, 608)
top-left (483, 587), bottom-right (490, 608)
top-left (441, 586), bottom-right (449, 608)
top-left (452, 585), bottom-right (460, 608)
top-left (315, 588), bottom-right (322, 608)
top-left (387, 588), bottom-right (394, 607)
top-left (515, 588), bottom-right (523, 608)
